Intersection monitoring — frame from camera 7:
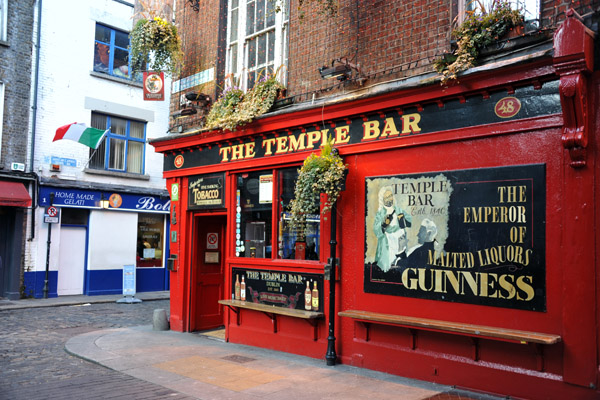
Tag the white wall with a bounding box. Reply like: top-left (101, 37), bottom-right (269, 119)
top-left (26, 0), bottom-right (171, 275)
top-left (33, 0), bottom-right (170, 185)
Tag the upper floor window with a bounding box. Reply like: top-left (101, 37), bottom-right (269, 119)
top-left (227, 0), bottom-right (288, 91)
top-left (89, 112), bottom-right (146, 174)
top-left (94, 23), bottom-right (141, 82)
top-left (0, 0), bottom-right (7, 42)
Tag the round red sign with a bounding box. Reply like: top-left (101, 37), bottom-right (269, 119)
top-left (174, 155), bottom-right (184, 168)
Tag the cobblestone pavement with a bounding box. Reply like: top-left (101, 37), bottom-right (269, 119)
top-left (0, 300), bottom-right (196, 400)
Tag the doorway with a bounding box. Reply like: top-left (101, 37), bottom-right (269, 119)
top-left (57, 226), bottom-right (87, 295)
top-left (191, 214), bottom-right (226, 332)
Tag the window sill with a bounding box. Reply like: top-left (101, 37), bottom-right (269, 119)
top-left (84, 168), bottom-right (150, 180)
top-left (0, 40), bottom-right (8, 48)
top-left (90, 71), bottom-right (143, 88)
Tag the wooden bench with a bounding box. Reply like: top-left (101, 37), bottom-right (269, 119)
top-left (339, 309), bottom-right (561, 371)
top-left (219, 299), bottom-right (324, 340)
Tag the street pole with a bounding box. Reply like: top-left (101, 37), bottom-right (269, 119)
top-left (43, 193), bottom-right (54, 299)
top-left (325, 201), bottom-right (337, 366)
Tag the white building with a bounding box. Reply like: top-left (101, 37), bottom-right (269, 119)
top-left (24, 0), bottom-right (171, 298)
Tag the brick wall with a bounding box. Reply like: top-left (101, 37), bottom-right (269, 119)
top-left (0, 1), bottom-right (34, 169)
top-left (170, 0), bottom-right (598, 129)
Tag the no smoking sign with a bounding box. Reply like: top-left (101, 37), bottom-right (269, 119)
top-left (207, 233), bottom-right (218, 249)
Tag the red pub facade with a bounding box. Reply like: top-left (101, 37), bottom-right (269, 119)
top-left (151, 2), bottom-right (600, 398)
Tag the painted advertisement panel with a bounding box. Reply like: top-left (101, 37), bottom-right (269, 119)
top-left (364, 165), bottom-right (546, 311)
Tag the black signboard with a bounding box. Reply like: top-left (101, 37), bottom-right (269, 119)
top-left (188, 173), bottom-right (225, 209)
top-left (231, 267), bottom-right (324, 312)
top-left (364, 164), bottom-right (546, 311)
top-left (164, 81), bottom-right (560, 171)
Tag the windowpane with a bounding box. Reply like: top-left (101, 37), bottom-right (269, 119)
top-left (130, 121), bottom-right (145, 139)
top-left (257, 34), bottom-right (266, 66)
top-left (114, 30), bottom-right (129, 48)
top-left (94, 42), bottom-right (110, 72)
top-left (268, 32), bottom-right (274, 63)
top-left (112, 117), bottom-right (127, 136)
top-left (256, 0), bottom-right (265, 31)
top-left (278, 168), bottom-right (320, 260)
top-left (61, 208), bottom-right (89, 226)
top-left (113, 48), bottom-right (129, 77)
top-left (127, 141), bottom-right (144, 174)
top-left (109, 138), bottom-right (125, 170)
top-left (248, 37), bottom-right (256, 68)
top-left (246, 0), bottom-right (255, 35)
top-left (230, 43), bottom-right (238, 74)
top-left (230, 9), bottom-right (238, 41)
top-left (266, 0), bottom-right (275, 27)
top-left (236, 171), bottom-right (273, 258)
top-left (247, 70), bottom-right (256, 90)
top-left (137, 213), bottom-right (164, 268)
top-left (95, 24), bottom-right (111, 42)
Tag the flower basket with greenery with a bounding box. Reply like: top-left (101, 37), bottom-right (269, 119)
top-left (289, 136), bottom-right (347, 238)
top-left (434, 0), bottom-right (523, 85)
top-left (129, 16), bottom-right (183, 76)
top-left (205, 70), bottom-right (285, 131)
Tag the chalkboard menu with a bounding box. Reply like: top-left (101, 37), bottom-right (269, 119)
top-left (231, 268), bottom-right (324, 312)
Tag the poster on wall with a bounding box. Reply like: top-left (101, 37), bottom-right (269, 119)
top-left (364, 164), bottom-right (546, 311)
top-left (188, 173), bottom-right (225, 209)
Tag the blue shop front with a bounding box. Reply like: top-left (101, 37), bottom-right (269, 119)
top-left (25, 184), bottom-right (170, 298)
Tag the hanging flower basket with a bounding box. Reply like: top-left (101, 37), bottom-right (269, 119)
top-left (289, 136), bottom-right (347, 238)
top-left (129, 16), bottom-right (183, 76)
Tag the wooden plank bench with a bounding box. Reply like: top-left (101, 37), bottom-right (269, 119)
top-left (339, 309), bottom-right (561, 371)
top-left (219, 299), bottom-right (324, 340)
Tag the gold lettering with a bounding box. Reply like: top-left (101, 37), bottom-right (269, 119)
top-left (244, 142), bottom-right (256, 159)
top-left (401, 113), bottom-right (421, 134)
top-left (362, 120), bottom-right (380, 140)
top-left (335, 126), bottom-right (350, 144)
top-left (288, 134), bottom-right (306, 152)
top-left (262, 138), bottom-right (277, 156)
top-left (380, 117), bottom-right (400, 138)
top-left (275, 136), bottom-right (288, 154)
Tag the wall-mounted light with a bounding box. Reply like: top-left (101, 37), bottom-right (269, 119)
top-left (319, 58), bottom-right (364, 84)
top-left (100, 194), bottom-right (110, 209)
top-left (171, 92), bottom-right (212, 120)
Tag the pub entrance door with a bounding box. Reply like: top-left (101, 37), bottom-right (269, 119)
top-left (190, 214), bottom-right (226, 331)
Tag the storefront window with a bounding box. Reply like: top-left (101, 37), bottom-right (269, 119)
top-left (234, 167), bottom-right (320, 261)
top-left (278, 168), bottom-right (320, 260)
top-left (236, 170), bottom-right (273, 258)
top-left (136, 213), bottom-right (165, 267)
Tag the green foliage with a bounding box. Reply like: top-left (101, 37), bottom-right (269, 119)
top-left (289, 136), bottom-right (347, 237)
top-left (435, 0), bottom-right (523, 84)
top-left (129, 17), bottom-right (183, 76)
top-left (205, 71), bottom-right (285, 131)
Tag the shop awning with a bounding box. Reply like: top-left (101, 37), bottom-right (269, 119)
top-left (0, 181), bottom-right (32, 207)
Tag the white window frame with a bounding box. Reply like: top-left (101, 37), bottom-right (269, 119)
top-left (458, 0), bottom-right (540, 25)
top-left (226, 0), bottom-right (288, 91)
top-left (0, 0), bottom-right (7, 42)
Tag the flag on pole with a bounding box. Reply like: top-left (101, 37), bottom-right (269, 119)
top-left (53, 123), bottom-right (109, 149)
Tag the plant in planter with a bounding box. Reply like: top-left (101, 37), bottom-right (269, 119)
top-left (434, 0), bottom-right (524, 85)
top-left (205, 69), bottom-right (285, 131)
top-left (129, 15), bottom-right (183, 76)
top-left (289, 136), bottom-right (347, 238)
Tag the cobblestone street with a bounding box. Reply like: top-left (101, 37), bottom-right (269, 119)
top-left (0, 299), bottom-right (195, 400)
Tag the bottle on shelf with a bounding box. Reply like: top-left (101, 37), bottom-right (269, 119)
top-left (304, 281), bottom-right (312, 310)
top-left (311, 281), bottom-right (319, 311)
top-left (235, 274), bottom-right (240, 300)
top-left (240, 276), bottom-right (246, 301)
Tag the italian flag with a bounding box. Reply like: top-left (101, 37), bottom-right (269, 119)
top-left (53, 123), bottom-right (109, 149)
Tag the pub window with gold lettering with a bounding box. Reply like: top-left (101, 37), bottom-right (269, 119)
top-left (234, 167), bottom-right (320, 261)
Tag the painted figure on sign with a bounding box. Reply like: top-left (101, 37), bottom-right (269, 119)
top-left (406, 218), bottom-right (438, 266)
top-left (373, 186), bottom-right (412, 272)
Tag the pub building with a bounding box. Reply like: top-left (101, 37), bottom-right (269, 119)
top-left (151, 12), bottom-right (599, 399)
